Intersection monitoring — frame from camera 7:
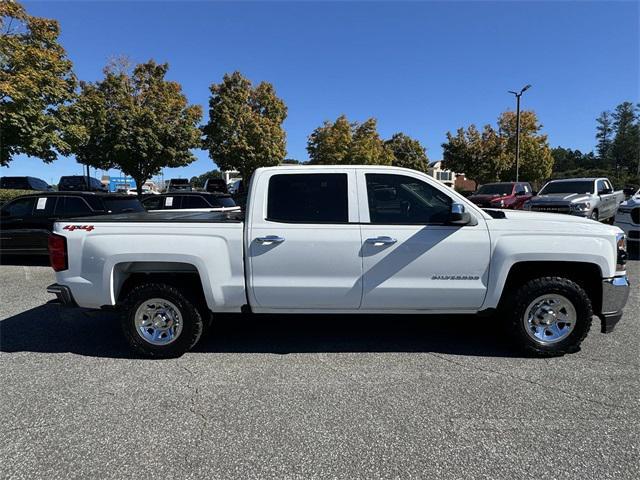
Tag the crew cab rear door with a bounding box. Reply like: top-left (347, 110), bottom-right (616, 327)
top-left (356, 170), bottom-right (491, 311)
top-left (247, 170), bottom-right (363, 310)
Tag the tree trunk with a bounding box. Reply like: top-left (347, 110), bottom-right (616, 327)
top-left (135, 177), bottom-right (144, 196)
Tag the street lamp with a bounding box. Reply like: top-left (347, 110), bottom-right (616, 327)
top-left (508, 84), bottom-right (532, 182)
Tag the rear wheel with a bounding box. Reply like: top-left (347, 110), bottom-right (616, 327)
top-left (121, 283), bottom-right (204, 358)
top-left (503, 277), bottom-right (592, 356)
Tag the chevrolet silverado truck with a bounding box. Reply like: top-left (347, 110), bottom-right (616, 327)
top-left (524, 177), bottom-right (624, 223)
top-left (47, 166), bottom-right (631, 358)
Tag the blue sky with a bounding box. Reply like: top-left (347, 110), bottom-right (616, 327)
top-left (3, 0), bottom-right (639, 185)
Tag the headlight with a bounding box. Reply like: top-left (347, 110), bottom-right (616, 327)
top-left (570, 202), bottom-right (591, 212)
top-left (616, 232), bottom-right (627, 272)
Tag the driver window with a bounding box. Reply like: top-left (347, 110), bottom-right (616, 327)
top-left (366, 173), bottom-right (451, 224)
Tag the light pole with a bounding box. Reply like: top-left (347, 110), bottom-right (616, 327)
top-left (508, 84), bottom-right (531, 182)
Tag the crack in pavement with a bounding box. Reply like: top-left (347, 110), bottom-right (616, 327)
top-left (427, 352), bottom-right (625, 411)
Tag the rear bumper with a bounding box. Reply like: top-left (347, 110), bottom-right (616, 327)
top-left (597, 275), bottom-right (630, 333)
top-left (47, 283), bottom-right (77, 307)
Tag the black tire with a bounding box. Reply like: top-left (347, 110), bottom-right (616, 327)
top-left (121, 282), bottom-right (204, 358)
top-left (502, 276), bottom-right (592, 357)
top-left (589, 210), bottom-right (599, 221)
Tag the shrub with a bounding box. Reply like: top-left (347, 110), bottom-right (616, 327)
top-left (0, 189), bottom-right (39, 206)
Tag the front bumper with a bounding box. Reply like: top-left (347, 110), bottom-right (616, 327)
top-left (597, 275), bottom-right (630, 333)
top-left (47, 283), bottom-right (77, 307)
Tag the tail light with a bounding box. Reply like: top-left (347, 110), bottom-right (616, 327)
top-left (48, 234), bottom-right (68, 272)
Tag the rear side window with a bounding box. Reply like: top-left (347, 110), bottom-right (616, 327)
top-left (267, 173), bottom-right (348, 223)
top-left (142, 196), bottom-right (163, 210)
top-left (2, 197), bottom-right (35, 217)
top-left (182, 196), bottom-right (211, 209)
top-left (0, 177), bottom-right (29, 189)
top-left (163, 196), bottom-right (182, 209)
top-left (32, 197), bottom-right (57, 216)
top-left (55, 197), bottom-right (93, 217)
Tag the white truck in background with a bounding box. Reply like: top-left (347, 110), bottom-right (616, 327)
top-left (47, 166), bottom-right (630, 358)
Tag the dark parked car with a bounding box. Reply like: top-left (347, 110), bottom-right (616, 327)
top-left (0, 176), bottom-right (52, 191)
top-left (203, 178), bottom-right (229, 194)
top-left (58, 175), bottom-right (108, 192)
top-left (468, 182), bottom-right (533, 209)
top-left (141, 192), bottom-right (239, 212)
top-left (0, 192), bottom-right (144, 256)
top-left (165, 178), bottom-right (192, 192)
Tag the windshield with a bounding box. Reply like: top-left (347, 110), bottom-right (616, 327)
top-left (476, 184), bottom-right (513, 195)
top-left (539, 181), bottom-right (594, 195)
top-left (0, 177), bottom-right (29, 189)
top-left (102, 197), bottom-right (145, 213)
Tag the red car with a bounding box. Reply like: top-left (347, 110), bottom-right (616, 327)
top-left (468, 182), bottom-right (533, 209)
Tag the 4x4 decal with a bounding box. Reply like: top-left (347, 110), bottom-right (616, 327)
top-left (63, 225), bottom-right (95, 232)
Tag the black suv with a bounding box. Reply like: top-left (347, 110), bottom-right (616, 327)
top-left (0, 192), bottom-right (144, 256)
top-left (0, 176), bottom-right (52, 191)
top-left (58, 175), bottom-right (108, 192)
top-left (203, 178), bottom-right (228, 194)
top-left (141, 191), bottom-right (238, 211)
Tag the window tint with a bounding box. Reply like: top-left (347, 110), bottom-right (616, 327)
top-left (2, 197), bottom-right (35, 217)
top-left (182, 195), bottom-right (211, 209)
top-left (366, 174), bottom-right (452, 224)
top-left (597, 180), bottom-right (607, 193)
top-left (55, 197), bottom-right (93, 217)
top-left (515, 184), bottom-right (525, 194)
top-left (267, 173), bottom-right (348, 223)
top-left (210, 196), bottom-right (236, 208)
top-left (163, 196), bottom-right (182, 209)
top-left (523, 184), bottom-right (531, 193)
top-left (32, 197), bottom-right (57, 216)
top-left (142, 196), bottom-right (163, 210)
top-left (0, 177), bottom-right (30, 189)
top-left (102, 197), bottom-right (144, 213)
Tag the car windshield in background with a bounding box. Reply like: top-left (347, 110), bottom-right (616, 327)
top-left (540, 181), bottom-right (594, 195)
top-left (210, 196), bottom-right (236, 208)
top-left (102, 197), bottom-right (145, 213)
top-left (476, 184), bottom-right (513, 195)
top-left (0, 178), bottom-right (29, 189)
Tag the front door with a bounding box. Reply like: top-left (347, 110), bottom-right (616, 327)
top-left (358, 171), bottom-right (491, 311)
top-left (248, 171), bottom-right (363, 310)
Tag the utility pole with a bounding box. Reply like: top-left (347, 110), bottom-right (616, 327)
top-left (508, 84), bottom-right (531, 182)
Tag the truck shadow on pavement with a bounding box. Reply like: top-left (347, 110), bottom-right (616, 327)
top-left (0, 302), bottom-right (523, 358)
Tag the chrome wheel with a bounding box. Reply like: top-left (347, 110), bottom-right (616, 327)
top-left (524, 294), bottom-right (576, 344)
top-left (134, 298), bottom-right (183, 346)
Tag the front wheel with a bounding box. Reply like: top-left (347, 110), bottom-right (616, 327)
top-left (589, 210), bottom-right (599, 221)
top-left (503, 277), bottom-right (593, 356)
top-left (121, 283), bottom-right (204, 358)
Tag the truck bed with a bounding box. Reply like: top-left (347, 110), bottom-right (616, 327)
top-left (69, 210), bottom-right (244, 223)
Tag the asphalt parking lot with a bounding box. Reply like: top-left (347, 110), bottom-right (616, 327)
top-left (1, 259), bottom-right (638, 480)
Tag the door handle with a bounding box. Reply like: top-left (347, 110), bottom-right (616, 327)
top-left (256, 235), bottom-right (285, 244)
top-left (366, 236), bottom-right (397, 246)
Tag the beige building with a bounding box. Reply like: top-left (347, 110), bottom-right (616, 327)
top-left (427, 160), bottom-right (456, 188)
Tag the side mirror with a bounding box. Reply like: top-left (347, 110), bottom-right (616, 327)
top-left (599, 188), bottom-right (612, 195)
top-left (448, 203), bottom-right (471, 225)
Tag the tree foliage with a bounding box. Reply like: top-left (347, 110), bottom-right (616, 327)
top-left (595, 111), bottom-right (614, 163)
top-left (385, 132), bottom-right (428, 172)
top-left (65, 60), bottom-right (202, 195)
top-left (0, 0), bottom-right (76, 165)
top-left (190, 169), bottom-right (221, 188)
top-left (202, 71), bottom-right (287, 183)
top-left (307, 115), bottom-right (394, 166)
top-left (610, 101), bottom-right (640, 175)
top-left (442, 110), bottom-right (553, 184)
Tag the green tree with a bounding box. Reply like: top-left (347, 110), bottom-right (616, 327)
top-left (385, 132), bottom-right (428, 172)
top-left (497, 110), bottom-right (554, 183)
top-left (611, 101), bottom-right (640, 175)
top-left (65, 60), bottom-right (202, 195)
top-left (442, 124), bottom-right (509, 184)
top-left (190, 169), bottom-right (222, 189)
top-left (307, 115), bottom-right (393, 165)
top-left (0, 0), bottom-right (76, 165)
top-left (202, 71), bottom-right (287, 183)
top-left (595, 111), bottom-right (614, 163)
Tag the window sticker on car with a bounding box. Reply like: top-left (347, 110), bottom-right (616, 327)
top-left (165, 197), bottom-right (173, 206)
top-left (36, 198), bottom-right (47, 210)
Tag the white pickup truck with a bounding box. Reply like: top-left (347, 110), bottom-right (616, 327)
top-left (47, 166), bottom-right (631, 358)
